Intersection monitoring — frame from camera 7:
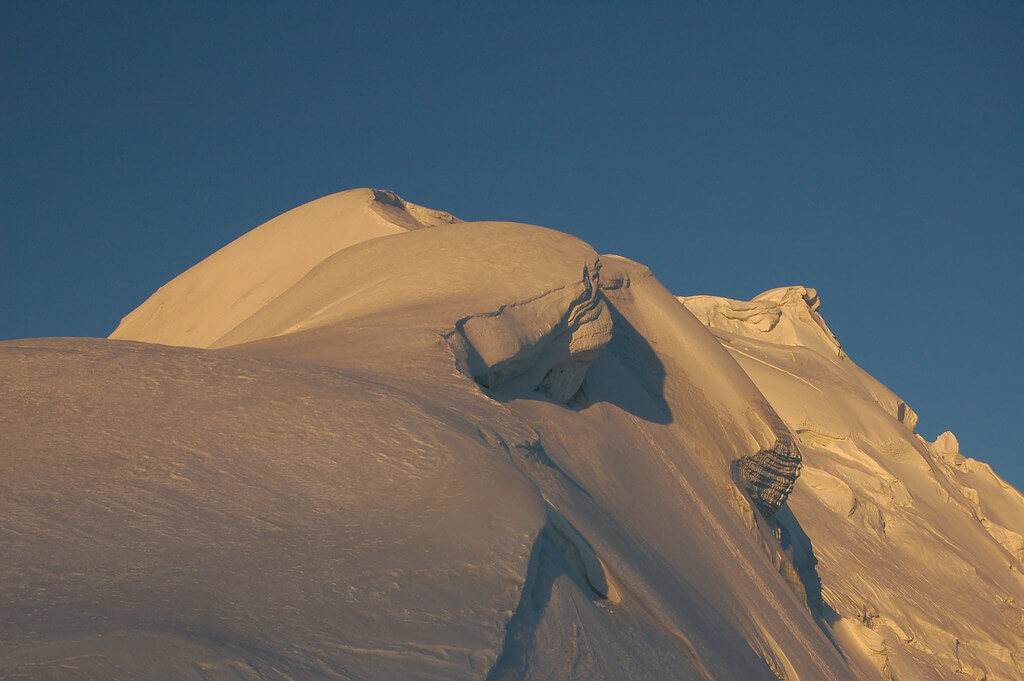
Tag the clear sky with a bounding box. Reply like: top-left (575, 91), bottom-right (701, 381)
top-left (3, 2), bottom-right (1022, 486)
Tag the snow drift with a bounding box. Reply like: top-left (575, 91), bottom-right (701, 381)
top-left (2, 189), bottom-right (1021, 680)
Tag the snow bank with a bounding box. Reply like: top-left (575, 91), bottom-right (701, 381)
top-left (110, 188), bottom-right (459, 348)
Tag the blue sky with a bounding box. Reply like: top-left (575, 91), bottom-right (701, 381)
top-left (2, 2), bottom-right (1022, 486)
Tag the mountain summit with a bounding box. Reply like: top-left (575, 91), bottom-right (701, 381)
top-left (3, 190), bottom-right (1021, 680)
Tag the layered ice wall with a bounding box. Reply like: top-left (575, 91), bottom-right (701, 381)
top-left (2, 190), bottom-right (1021, 680)
top-left (736, 439), bottom-right (803, 516)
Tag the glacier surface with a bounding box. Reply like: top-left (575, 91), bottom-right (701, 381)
top-left (2, 189), bottom-right (1021, 680)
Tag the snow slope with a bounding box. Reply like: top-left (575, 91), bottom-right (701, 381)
top-left (2, 189), bottom-right (1020, 680)
top-left (110, 188), bottom-right (460, 348)
top-left (680, 288), bottom-right (1024, 680)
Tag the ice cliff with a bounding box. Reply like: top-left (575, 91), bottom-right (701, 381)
top-left (2, 189), bottom-right (1021, 681)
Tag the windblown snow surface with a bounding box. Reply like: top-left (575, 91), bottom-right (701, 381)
top-left (2, 189), bottom-right (1022, 680)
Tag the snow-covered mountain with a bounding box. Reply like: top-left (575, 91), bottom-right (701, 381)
top-left (3, 189), bottom-right (1021, 680)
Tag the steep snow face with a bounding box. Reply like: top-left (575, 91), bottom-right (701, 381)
top-left (683, 291), bottom-right (1024, 681)
top-left (681, 288), bottom-right (918, 441)
top-left (5, 191), bottom-right (1022, 680)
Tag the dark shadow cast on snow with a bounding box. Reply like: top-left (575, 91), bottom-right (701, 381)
top-left (774, 505), bottom-right (845, 647)
top-left (484, 513), bottom-right (609, 681)
top-left (481, 294), bottom-right (672, 425)
top-left (571, 301), bottom-right (672, 425)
